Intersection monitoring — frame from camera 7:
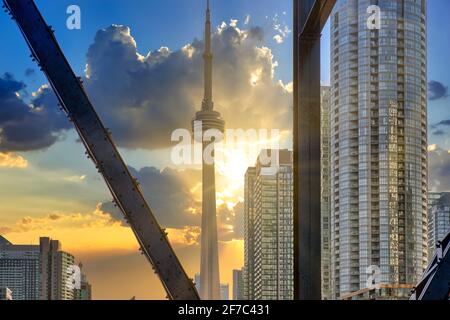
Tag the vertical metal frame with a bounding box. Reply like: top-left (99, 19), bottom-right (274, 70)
top-left (293, 0), bottom-right (336, 300)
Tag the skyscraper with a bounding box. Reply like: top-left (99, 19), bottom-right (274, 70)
top-left (244, 150), bottom-right (294, 300)
top-left (232, 269), bottom-right (244, 300)
top-left (40, 237), bottom-right (75, 300)
top-left (220, 283), bottom-right (229, 300)
top-left (427, 191), bottom-right (443, 261)
top-left (243, 167), bottom-right (256, 300)
top-left (427, 192), bottom-right (450, 260)
top-left (192, 0), bottom-right (224, 300)
top-left (330, 0), bottom-right (428, 299)
top-left (321, 86), bottom-right (332, 300)
top-left (74, 263), bottom-right (92, 300)
top-left (0, 236), bottom-right (40, 300)
top-left (0, 236), bottom-right (80, 300)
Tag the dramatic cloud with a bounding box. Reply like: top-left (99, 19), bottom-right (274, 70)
top-left (99, 166), bottom-right (201, 229)
top-left (428, 80), bottom-right (449, 101)
top-left (1, 21), bottom-right (291, 152)
top-left (433, 129), bottom-right (446, 136)
top-left (81, 23), bottom-right (291, 150)
top-left (24, 68), bottom-right (35, 77)
top-left (270, 13), bottom-right (291, 45)
top-left (0, 203), bottom-right (122, 235)
top-left (100, 165), bottom-right (244, 242)
top-left (433, 120), bottom-right (450, 128)
top-left (273, 35), bottom-right (284, 44)
top-left (165, 226), bottom-right (201, 246)
top-left (128, 166), bottom-right (202, 228)
top-left (428, 145), bottom-right (450, 192)
top-left (0, 73), bottom-right (71, 151)
top-left (0, 152), bottom-right (28, 168)
top-left (1, 164), bottom-right (241, 247)
top-left (217, 202), bottom-right (244, 241)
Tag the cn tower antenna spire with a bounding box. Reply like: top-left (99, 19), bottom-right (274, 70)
top-left (203, 0), bottom-right (213, 111)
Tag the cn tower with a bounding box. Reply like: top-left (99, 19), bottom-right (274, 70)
top-left (192, 0), bottom-right (224, 300)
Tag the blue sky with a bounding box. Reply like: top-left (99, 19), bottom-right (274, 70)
top-left (0, 0), bottom-right (293, 90)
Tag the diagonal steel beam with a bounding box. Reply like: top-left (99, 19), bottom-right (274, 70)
top-left (293, 0), bottom-right (335, 300)
top-left (3, 0), bottom-right (199, 300)
top-left (410, 230), bottom-right (450, 300)
top-left (300, 0), bottom-right (336, 37)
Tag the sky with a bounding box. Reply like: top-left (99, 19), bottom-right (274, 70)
top-left (0, 0), bottom-right (449, 300)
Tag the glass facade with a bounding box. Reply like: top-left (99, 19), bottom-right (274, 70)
top-left (0, 244), bottom-right (40, 300)
top-left (243, 167), bottom-right (256, 300)
top-left (330, 0), bottom-right (428, 299)
top-left (321, 86), bottom-right (332, 300)
top-left (244, 150), bottom-right (294, 300)
top-left (428, 192), bottom-right (450, 260)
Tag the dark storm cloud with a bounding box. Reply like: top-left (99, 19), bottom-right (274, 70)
top-left (100, 165), bottom-right (244, 241)
top-left (217, 201), bottom-right (244, 241)
top-left (433, 129), bottom-right (446, 136)
top-left (434, 120), bottom-right (450, 128)
top-left (428, 80), bottom-right (449, 101)
top-left (24, 68), bottom-right (35, 77)
top-left (0, 73), bottom-right (71, 151)
top-left (100, 166), bottom-right (201, 229)
top-left (97, 201), bottom-right (124, 225)
top-left (129, 166), bottom-right (202, 228)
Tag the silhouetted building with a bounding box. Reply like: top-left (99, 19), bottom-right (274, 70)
top-left (232, 269), bottom-right (244, 300)
top-left (220, 283), bottom-right (229, 300)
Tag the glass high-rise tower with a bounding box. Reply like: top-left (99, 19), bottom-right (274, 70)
top-left (321, 86), bottom-right (332, 300)
top-left (330, 0), bottom-right (428, 299)
top-left (0, 236), bottom-right (77, 300)
top-left (427, 192), bottom-right (450, 261)
top-left (244, 150), bottom-right (294, 300)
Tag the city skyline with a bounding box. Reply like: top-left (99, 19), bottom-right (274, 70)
top-left (0, 235), bottom-right (92, 300)
top-left (0, 0), bottom-right (449, 300)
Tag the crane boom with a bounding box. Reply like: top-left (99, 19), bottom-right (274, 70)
top-left (3, 0), bottom-right (199, 300)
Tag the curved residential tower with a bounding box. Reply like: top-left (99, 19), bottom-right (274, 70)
top-left (330, 0), bottom-right (428, 299)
